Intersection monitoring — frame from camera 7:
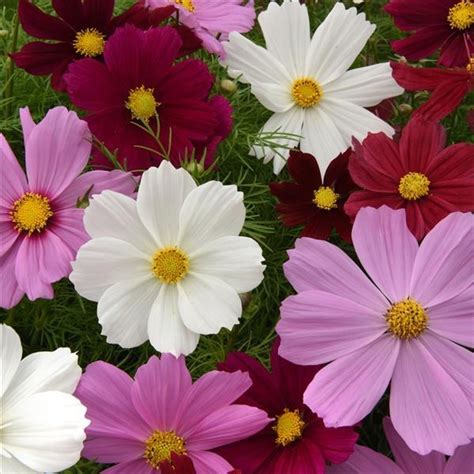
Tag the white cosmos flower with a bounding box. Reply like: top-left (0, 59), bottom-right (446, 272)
top-left (0, 324), bottom-right (89, 473)
top-left (222, 0), bottom-right (404, 175)
top-left (70, 161), bottom-right (265, 356)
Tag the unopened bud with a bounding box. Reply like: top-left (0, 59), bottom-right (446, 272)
top-left (185, 160), bottom-right (204, 175)
top-left (240, 292), bottom-right (252, 310)
top-left (0, 30), bottom-right (8, 38)
top-left (398, 103), bottom-right (413, 115)
top-left (220, 79), bottom-right (238, 94)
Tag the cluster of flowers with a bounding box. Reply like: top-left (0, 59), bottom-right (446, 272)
top-left (1, 0), bottom-right (472, 472)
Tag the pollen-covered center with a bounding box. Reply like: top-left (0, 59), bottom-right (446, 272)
top-left (273, 409), bottom-right (305, 446)
top-left (398, 172), bottom-right (430, 200)
top-left (144, 430), bottom-right (186, 468)
top-left (152, 247), bottom-right (189, 284)
top-left (291, 78), bottom-right (323, 108)
top-left (10, 192), bottom-right (53, 235)
top-left (175, 0), bottom-right (195, 12)
top-left (126, 86), bottom-right (158, 122)
top-left (313, 186), bottom-right (340, 210)
top-left (386, 298), bottom-right (428, 340)
top-left (73, 28), bottom-right (105, 57)
top-left (447, 0), bottom-right (474, 30)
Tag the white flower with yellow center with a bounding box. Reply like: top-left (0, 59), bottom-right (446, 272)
top-left (222, 0), bottom-right (404, 175)
top-left (70, 161), bottom-right (265, 356)
top-left (0, 324), bottom-right (89, 473)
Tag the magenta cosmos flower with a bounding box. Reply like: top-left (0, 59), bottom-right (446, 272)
top-left (75, 354), bottom-right (271, 473)
top-left (145, 0), bottom-right (255, 56)
top-left (0, 106), bottom-right (136, 309)
top-left (328, 418), bottom-right (474, 474)
top-left (65, 25), bottom-right (232, 172)
top-left (215, 338), bottom-right (358, 473)
top-left (277, 206), bottom-right (473, 456)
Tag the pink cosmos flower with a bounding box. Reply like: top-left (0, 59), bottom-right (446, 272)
top-left (0, 106), bottom-right (136, 309)
top-left (277, 206), bottom-right (473, 456)
top-left (145, 0), bottom-right (256, 56)
top-left (75, 354), bottom-right (271, 472)
top-left (328, 418), bottom-right (474, 474)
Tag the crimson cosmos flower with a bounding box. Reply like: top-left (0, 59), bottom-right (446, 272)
top-left (391, 60), bottom-right (474, 121)
top-left (345, 116), bottom-right (474, 240)
top-left (11, 0), bottom-right (200, 91)
top-left (385, 0), bottom-right (473, 67)
top-left (215, 339), bottom-right (358, 474)
top-left (269, 150), bottom-right (357, 243)
top-left (64, 25), bottom-right (232, 171)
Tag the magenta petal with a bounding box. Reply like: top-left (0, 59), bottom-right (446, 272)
top-left (0, 139), bottom-right (28, 208)
top-left (272, 440), bottom-right (325, 474)
top-left (102, 458), bottom-right (155, 474)
top-left (188, 451), bottom-right (233, 474)
top-left (0, 222), bottom-right (19, 258)
top-left (83, 437), bottom-right (145, 465)
top-left (304, 334), bottom-right (400, 428)
top-left (444, 440), bottom-right (474, 474)
top-left (0, 239), bottom-right (24, 309)
top-left (49, 208), bottom-right (89, 258)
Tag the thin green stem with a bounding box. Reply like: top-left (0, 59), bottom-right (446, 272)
top-left (4, 3), bottom-right (20, 118)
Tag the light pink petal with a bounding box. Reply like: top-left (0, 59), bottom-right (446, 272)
top-left (0, 222), bottom-right (19, 258)
top-left (0, 133), bottom-right (20, 164)
top-left (352, 206), bottom-right (418, 303)
top-left (410, 212), bottom-right (473, 307)
top-left (131, 354), bottom-right (192, 432)
top-left (188, 451), bottom-right (233, 474)
top-left (427, 285), bottom-right (474, 348)
top-left (102, 458), bottom-right (154, 474)
top-left (176, 370), bottom-right (252, 437)
top-left (304, 334), bottom-right (399, 427)
top-left (0, 140), bottom-right (28, 209)
top-left (444, 440), bottom-right (474, 474)
top-left (284, 237), bottom-right (388, 312)
top-left (277, 290), bottom-right (387, 365)
top-left (49, 208), bottom-right (89, 258)
top-left (26, 107), bottom-right (92, 200)
top-left (390, 339), bottom-right (472, 455)
top-left (83, 437), bottom-right (145, 465)
top-left (19, 107), bottom-right (36, 144)
top-left (326, 445), bottom-right (403, 474)
top-left (383, 417), bottom-right (446, 474)
top-left (0, 238), bottom-right (24, 309)
top-left (186, 404), bottom-right (271, 451)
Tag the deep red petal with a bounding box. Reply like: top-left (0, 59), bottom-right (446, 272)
top-left (300, 213), bottom-right (334, 241)
top-left (113, 2), bottom-right (175, 29)
top-left (271, 441), bottom-right (325, 474)
top-left (332, 210), bottom-right (353, 243)
top-left (52, 0), bottom-right (84, 30)
top-left (286, 151), bottom-right (322, 188)
top-left (344, 191), bottom-right (405, 220)
top-left (426, 142), bottom-right (474, 180)
top-left (406, 197), bottom-right (455, 239)
top-left (439, 31), bottom-right (471, 67)
top-left (82, 0), bottom-right (115, 30)
top-left (384, 0), bottom-right (451, 30)
top-left (324, 149), bottom-right (352, 187)
top-left (269, 182), bottom-right (313, 204)
top-left (275, 202), bottom-right (316, 227)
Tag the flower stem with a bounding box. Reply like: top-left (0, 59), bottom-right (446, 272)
top-left (4, 4), bottom-right (20, 118)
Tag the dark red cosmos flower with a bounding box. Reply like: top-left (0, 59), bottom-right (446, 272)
top-left (269, 150), bottom-right (357, 243)
top-left (11, 0), bottom-right (200, 91)
top-left (391, 60), bottom-right (474, 121)
top-left (215, 339), bottom-right (358, 474)
top-left (385, 0), bottom-right (473, 67)
top-left (64, 25), bottom-right (232, 172)
top-left (345, 116), bottom-right (474, 240)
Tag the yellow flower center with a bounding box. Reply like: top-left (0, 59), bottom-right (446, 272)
top-left (73, 28), bottom-right (105, 57)
top-left (291, 78), bottom-right (323, 108)
top-left (273, 409), bottom-right (305, 446)
top-left (447, 0), bottom-right (474, 30)
top-left (125, 86), bottom-right (159, 122)
top-left (175, 0), bottom-right (195, 12)
top-left (398, 172), bottom-right (431, 200)
top-left (467, 56), bottom-right (474, 71)
top-left (10, 192), bottom-right (53, 235)
top-left (152, 247), bottom-right (189, 284)
top-left (144, 430), bottom-right (186, 468)
top-left (386, 298), bottom-right (428, 340)
top-left (313, 186), bottom-right (340, 210)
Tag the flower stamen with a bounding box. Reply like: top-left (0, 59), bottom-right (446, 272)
top-left (291, 78), bottom-right (323, 108)
top-left (126, 86), bottom-right (159, 122)
top-left (152, 247), bottom-right (189, 284)
top-left (447, 0), bottom-right (474, 30)
top-left (273, 408), bottom-right (305, 446)
top-left (144, 430), bottom-right (186, 468)
top-left (10, 192), bottom-right (53, 235)
top-left (73, 28), bottom-right (106, 57)
top-left (386, 298), bottom-right (428, 339)
top-left (313, 186), bottom-right (340, 210)
top-left (398, 172), bottom-right (430, 200)
top-left (175, 0), bottom-right (195, 12)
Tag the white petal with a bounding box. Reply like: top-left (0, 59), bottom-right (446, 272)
top-left (84, 191), bottom-right (157, 254)
top-left (137, 162), bottom-right (196, 247)
top-left (148, 285), bottom-right (200, 356)
top-left (191, 236), bottom-right (265, 293)
top-left (98, 276), bottom-right (160, 348)
top-left (0, 454), bottom-right (36, 473)
top-left (258, 0), bottom-right (311, 76)
top-left (0, 324), bottom-right (22, 397)
top-left (177, 274), bottom-right (241, 335)
top-left (70, 237), bottom-right (152, 301)
top-left (178, 181), bottom-right (245, 253)
top-left (305, 3), bottom-right (375, 84)
top-left (324, 63), bottom-right (404, 107)
top-left (2, 391), bottom-right (88, 472)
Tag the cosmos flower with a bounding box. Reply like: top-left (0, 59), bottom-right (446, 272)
top-left (327, 418), bottom-right (474, 474)
top-left (385, 0), bottom-right (473, 67)
top-left (221, 0), bottom-right (403, 175)
top-left (70, 160), bottom-right (265, 356)
top-left (344, 116), bottom-right (474, 240)
top-left (145, 0), bottom-right (256, 56)
top-left (215, 338), bottom-right (358, 473)
top-left (277, 206), bottom-right (473, 456)
top-left (391, 60), bottom-right (474, 121)
top-left (0, 106), bottom-right (136, 310)
top-left (65, 25), bottom-right (232, 172)
top-left (75, 353), bottom-right (271, 473)
top-left (0, 324), bottom-right (89, 473)
top-left (269, 149), bottom-right (356, 243)
top-left (11, 0), bottom-right (200, 91)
